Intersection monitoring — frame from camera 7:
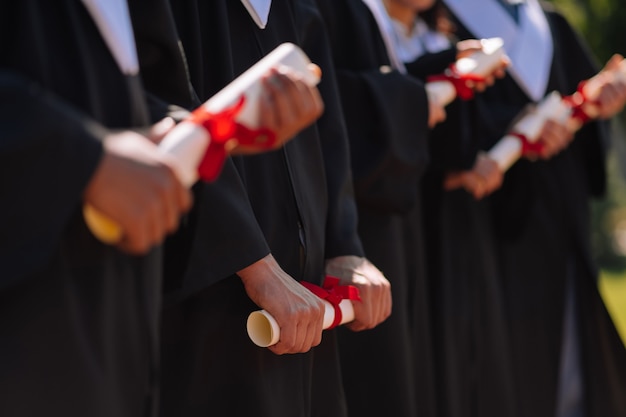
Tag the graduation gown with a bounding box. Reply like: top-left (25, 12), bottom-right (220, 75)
top-left (0, 1), bottom-right (181, 416)
top-left (158, 1), bottom-right (363, 416)
top-left (445, 3), bottom-right (626, 416)
top-left (395, 31), bottom-right (518, 417)
top-left (315, 1), bottom-right (436, 416)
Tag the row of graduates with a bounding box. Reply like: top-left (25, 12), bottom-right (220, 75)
top-left (320, 1), bottom-right (626, 417)
top-left (2, 2), bottom-right (626, 417)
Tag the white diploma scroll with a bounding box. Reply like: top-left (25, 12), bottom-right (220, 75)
top-left (425, 37), bottom-right (506, 107)
top-left (488, 91), bottom-right (572, 172)
top-left (247, 299), bottom-right (355, 348)
top-left (85, 43), bottom-right (321, 244)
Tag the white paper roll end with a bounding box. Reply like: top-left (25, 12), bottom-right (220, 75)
top-left (247, 310), bottom-right (280, 347)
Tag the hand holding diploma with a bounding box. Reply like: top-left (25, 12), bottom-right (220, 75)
top-left (425, 37), bottom-right (508, 107)
top-left (84, 43), bottom-right (323, 247)
top-left (240, 255), bottom-right (326, 353)
top-left (324, 256), bottom-right (391, 332)
top-left (564, 54), bottom-right (626, 129)
top-left (444, 152), bottom-right (504, 200)
top-left (83, 128), bottom-right (193, 254)
top-left (487, 55), bottom-right (626, 175)
top-left (487, 91), bottom-right (572, 172)
top-left (245, 255), bottom-right (389, 348)
top-left (247, 274), bottom-right (360, 348)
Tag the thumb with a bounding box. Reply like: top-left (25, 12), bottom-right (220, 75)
top-left (604, 54), bottom-right (624, 72)
top-left (147, 117), bottom-right (176, 145)
top-left (443, 172), bottom-right (467, 190)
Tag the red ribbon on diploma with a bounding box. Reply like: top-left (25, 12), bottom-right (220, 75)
top-left (427, 64), bottom-right (487, 101)
top-left (188, 96), bottom-right (277, 182)
top-left (301, 276), bottom-right (361, 329)
top-left (563, 81), bottom-right (600, 125)
top-left (509, 132), bottom-right (545, 156)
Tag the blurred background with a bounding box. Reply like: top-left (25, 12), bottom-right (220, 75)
top-left (550, 0), bottom-right (626, 343)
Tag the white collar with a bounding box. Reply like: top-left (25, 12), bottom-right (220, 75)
top-left (444, 0), bottom-right (553, 101)
top-left (240, 0), bottom-right (272, 29)
top-left (389, 18), bottom-right (451, 64)
top-left (81, 0), bottom-right (139, 75)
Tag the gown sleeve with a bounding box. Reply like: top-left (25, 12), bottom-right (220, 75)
top-left (133, 0), bottom-right (271, 296)
top-left (0, 71), bottom-right (105, 288)
top-left (315, 0), bottom-right (430, 216)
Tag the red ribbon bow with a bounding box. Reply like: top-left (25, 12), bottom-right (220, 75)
top-left (563, 80), bottom-right (600, 125)
top-left (301, 276), bottom-right (361, 329)
top-left (188, 96), bottom-right (277, 182)
top-left (427, 64), bottom-right (487, 101)
top-left (509, 132), bottom-right (544, 156)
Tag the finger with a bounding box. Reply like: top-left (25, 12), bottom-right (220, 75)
top-left (273, 69), bottom-right (301, 125)
top-left (311, 306), bottom-right (324, 347)
top-left (147, 197), bottom-right (165, 248)
top-left (472, 181), bottom-right (485, 200)
top-left (176, 180), bottom-right (193, 215)
top-left (298, 79), bottom-right (325, 122)
top-left (367, 286), bottom-right (382, 329)
top-left (378, 281), bottom-right (391, 325)
top-left (349, 291), bottom-right (370, 331)
top-left (604, 54), bottom-right (623, 72)
top-left (300, 317), bottom-right (319, 353)
top-left (272, 321), bottom-right (296, 355)
top-left (383, 284), bottom-right (392, 321)
top-left (298, 300), bottom-right (323, 352)
top-left (118, 214), bottom-right (151, 255)
top-left (307, 63), bottom-right (322, 80)
top-left (284, 73), bottom-right (311, 117)
top-left (260, 70), bottom-right (283, 131)
top-left (148, 117), bottom-right (176, 144)
top-left (443, 172), bottom-right (466, 190)
top-left (375, 283), bottom-right (391, 326)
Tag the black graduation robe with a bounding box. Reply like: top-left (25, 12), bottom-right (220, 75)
top-left (315, 1), bottom-right (436, 416)
top-left (395, 26), bottom-right (518, 417)
top-left (157, 1), bottom-right (364, 416)
top-left (0, 1), bottom-right (186, 416)
top-left (446, 3), bottom-right (626, 416)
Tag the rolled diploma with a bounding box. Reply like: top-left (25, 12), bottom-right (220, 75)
top-left (488, 91), bottom-right (571, 171)
top-left (247, 299), bottom-right (355, 348)
top-left (85, 42), bottom-right (321, 244)
top-left (425, 37), bottom-right (506, 106)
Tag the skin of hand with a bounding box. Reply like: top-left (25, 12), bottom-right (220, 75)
top-left (531, 119), bottom-right (574, 160)
top-left (238, 254), bottom-right (326, 355)
top-left (325, 256), bottom-right (392, 332)
top-left (456, 39), bottom-right (509, 92)
top-left (233, 65), bottom-right (324, 154)
top-left (443, 153), bottom-right (503, 200)
top-left (587, 54), bottom-right (626, 119)
top-left (426, 89), bottom-right (447, 127)
top-left (84, 128), bottom-right (192, 255)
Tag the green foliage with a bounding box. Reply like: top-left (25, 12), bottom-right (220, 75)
top-left (547, 0), bottom-right (626, 63)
